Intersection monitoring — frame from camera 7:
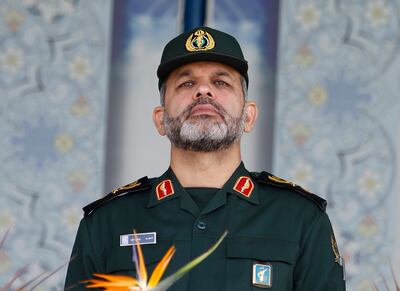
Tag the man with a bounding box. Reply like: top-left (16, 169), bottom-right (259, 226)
top-left (65, 26), bottom-right (346, 290)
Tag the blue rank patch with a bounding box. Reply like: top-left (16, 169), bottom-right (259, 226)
top-left (252, 263), bottom-right (272, 288)
top-left (120, 232), bottom-right (157, 246)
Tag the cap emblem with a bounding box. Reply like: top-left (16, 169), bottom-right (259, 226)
top-left (233, 176), bottom-right (254, 197)
top-left (156, 179), bottom-right (174, 200)
top-left (185, 29), bottom-right (215, 52)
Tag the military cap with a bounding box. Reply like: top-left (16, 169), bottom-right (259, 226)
top-left (157, 26), bottom-right (248, 89)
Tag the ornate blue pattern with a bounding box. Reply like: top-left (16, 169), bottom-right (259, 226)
top-left (275, 0), bottom-right (400, 289)
top-left (0, 0), bottom-right (111, 288)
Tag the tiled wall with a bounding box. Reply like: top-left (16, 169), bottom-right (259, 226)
top-left (275, 1), bottom-right (400, 289)
top-left (0, 0), bottom-right (112, 288)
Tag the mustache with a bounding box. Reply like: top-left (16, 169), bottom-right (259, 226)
top-left (181, 97), bottom-right (228, 120)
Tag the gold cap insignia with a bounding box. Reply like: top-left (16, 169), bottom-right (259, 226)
top-left (185, 29), bottom-right (215, 52)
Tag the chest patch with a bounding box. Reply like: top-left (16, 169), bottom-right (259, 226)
top-left (252, 262), bottom-right (272, 288)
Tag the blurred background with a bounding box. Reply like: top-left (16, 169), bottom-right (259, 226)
top-left (0, 0), bottom-right (399, 290)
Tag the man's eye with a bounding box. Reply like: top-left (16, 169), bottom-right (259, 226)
top-left (179, 81), bottom-right (194, 87)
top-left (215, 80), bottom-right (228, 86)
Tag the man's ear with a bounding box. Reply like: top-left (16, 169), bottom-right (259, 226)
top-left (243, 101), bottom-right (258, 133)
top-left (152, 106), bottom-right (166, 136)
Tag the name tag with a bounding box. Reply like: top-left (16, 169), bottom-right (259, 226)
top-left (120, 232), bottom-right (157, 246)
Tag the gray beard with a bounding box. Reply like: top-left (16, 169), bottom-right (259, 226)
top-left (163, 97), bottom-right (246, 152)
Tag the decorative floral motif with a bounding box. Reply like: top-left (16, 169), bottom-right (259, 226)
top-left (357, 216), bottom-right (378, 238)
top-left (358, 170), bottom-right (383, 199)
top-left (308, 85), bottom-right (327, 107)
top-left (295, 2), bottom-right (321, 31)
top-left (70, 95), bottom-right (91, 117)
top-left (1, 47), bottom-right (24, 74)
top-left (365, 0), bottom-right (389, 28)
top-left (68, 170), bottom-right (88, 192)
top-left (54, 133), bottom-right (74, 154)
top-left (4, 10), bottom-right (25, 32)
top-left (288, 123), bottom-right (312, 146)
top-left (69, 55), bottom-right (92, 82)
top-left (293, 44), bottom-right (314, 67)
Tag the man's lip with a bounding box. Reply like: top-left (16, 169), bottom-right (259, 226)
top-left (190, 104), bottom-right (220, 116)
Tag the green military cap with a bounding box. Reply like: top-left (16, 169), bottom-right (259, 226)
top-left (157, 26), bottom-right (248, 89)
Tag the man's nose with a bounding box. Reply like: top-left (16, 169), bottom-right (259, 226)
top-left (195, 83), bottom-right (214, 99)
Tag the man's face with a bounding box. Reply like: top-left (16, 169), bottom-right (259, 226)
top-left (161, 61), bottom-right (247, 152)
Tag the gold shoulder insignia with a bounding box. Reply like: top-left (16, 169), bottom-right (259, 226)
top-left (83, 176), bottom-right (151, 216)
top-left (267, 174), bottom-right (309, 192)
top-left (331, 233), bottom-right (342, 265)
top-left (111, 179), bottom-right (142, 195)
top-left (251, 171), bottom-right (327, 211)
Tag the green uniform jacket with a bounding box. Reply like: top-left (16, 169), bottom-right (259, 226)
top-left (65, 163), bottom-right (346, 290)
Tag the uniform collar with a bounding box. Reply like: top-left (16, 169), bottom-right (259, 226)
top-left (147, 167), bottom-right (182, 208)
top-left (221, 161), bottom-right (259, 205)
top-left (146, 162), bottom-right (259, 210)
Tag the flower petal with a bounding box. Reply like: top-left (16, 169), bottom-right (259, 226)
top-left (148, 246), bottom-right (176, 287)
top-left (82, 273), bottom-right (139, 288)
top-left (132, 230), bottom-right (148, 285)
top-left (151, 231), bottom-right (228, 291)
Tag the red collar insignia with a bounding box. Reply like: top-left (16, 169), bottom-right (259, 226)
top-left (156, 179), bottom-right (174, 200)
top-left (233, 176), bottom-right (254, 197)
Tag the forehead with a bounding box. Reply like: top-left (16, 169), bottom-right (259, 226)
top-left (167, 61), bottom-right (241, 81)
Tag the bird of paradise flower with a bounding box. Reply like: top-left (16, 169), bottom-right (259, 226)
top-left (83, 230), bottom-right (228, 291)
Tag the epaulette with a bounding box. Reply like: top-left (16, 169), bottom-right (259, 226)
top-left (251, 171), bottom-right (327, 211)
top-left (83, 176), bottom-right (151, 217)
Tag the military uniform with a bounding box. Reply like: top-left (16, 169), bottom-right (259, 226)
top-left (65, 26), bottom-right (345, 290)
top-left (65, 162), bottom-right (345, 290)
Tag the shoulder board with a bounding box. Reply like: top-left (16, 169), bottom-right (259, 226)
top-left (83, 176), bottom-right (151, 217)
top-left (251, 171), bottom-right (327, 212)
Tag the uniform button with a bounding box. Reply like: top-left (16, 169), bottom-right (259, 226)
top-left (196, 220), bottom-right (206, 230)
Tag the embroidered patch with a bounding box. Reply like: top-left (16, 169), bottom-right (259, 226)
top-left (233, 176), bottom-right (254, 197)
top-left (252, 263), bottom-right (272, 288)
top-left (156, 179), bottom-right (174, 200)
